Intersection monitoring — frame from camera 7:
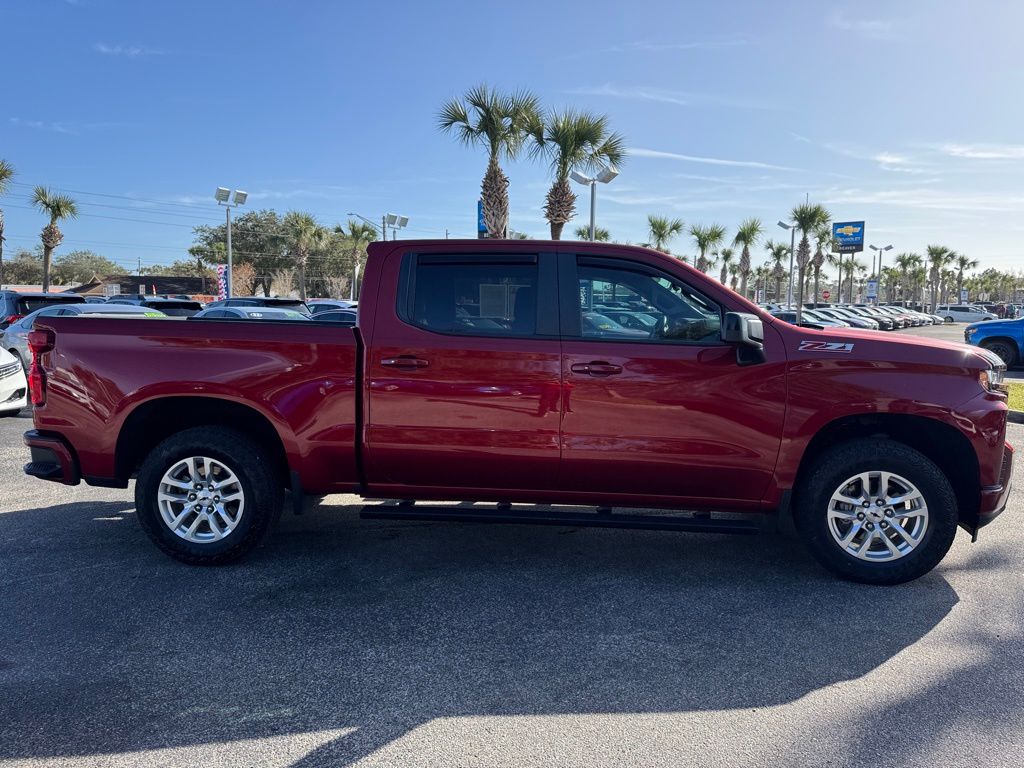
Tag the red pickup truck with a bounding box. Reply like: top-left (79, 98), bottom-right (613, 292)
top-left (23, 240), bottom-right (1013, 584)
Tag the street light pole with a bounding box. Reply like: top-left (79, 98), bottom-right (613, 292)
top-left (571, 166), bottom-right (619, 241)
top-left (589, 180), bottom-right (597, 241)
top-left (215, 187), bottom-right (248, 298)
top-left (869, 244), bottom-right (893, 304)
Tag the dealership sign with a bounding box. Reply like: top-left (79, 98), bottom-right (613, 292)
top-left (833, 221), bottom-right (865, 253)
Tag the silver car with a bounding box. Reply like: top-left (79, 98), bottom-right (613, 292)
top-left (0, 303), bottom-right (166, 367)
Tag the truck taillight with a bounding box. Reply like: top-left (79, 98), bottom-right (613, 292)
top-left (4, 314), bottom-right (23, 326)
top-left (27, 329), bottom-right (54, 407)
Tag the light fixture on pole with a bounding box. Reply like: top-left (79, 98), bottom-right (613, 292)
top-left (384, 213), bottom-right (409, 241)
top-left (869, 244), bottom-right (893, 303)
top-left (571, 165), bottom-right (619, 241)
top-left (777, 220), bottom-right (797, 309)
top-left (215, 187), bottom-right (247, 298)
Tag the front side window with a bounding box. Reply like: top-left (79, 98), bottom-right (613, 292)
top-left (576, 262), bottom-right (721, 343)
top-left (404, 257), bottom-right (539, 337)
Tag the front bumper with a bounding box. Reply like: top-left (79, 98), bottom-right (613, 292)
top-left (977, 440), bottom-right (1014, 532)
top-left (24, 430), bottom-right (80, 485)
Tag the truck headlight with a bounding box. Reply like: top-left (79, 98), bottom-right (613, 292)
top-left (980, 365), bottom-right (1008, 394)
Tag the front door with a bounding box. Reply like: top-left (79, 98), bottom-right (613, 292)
top-left (364, 250), bottom-right (563, 492)
top-left (558, 253), bottom-right (787, 505)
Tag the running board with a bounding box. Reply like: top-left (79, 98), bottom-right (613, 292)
top-left (360, 504), bottom-right (761, 535)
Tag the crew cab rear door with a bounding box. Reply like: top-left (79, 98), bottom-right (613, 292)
top-left (363, 248), bottom-right (563, 492)
top-left (557, 250), bottom-right (787, 504)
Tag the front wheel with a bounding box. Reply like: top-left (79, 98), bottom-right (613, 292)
top-left (945, 316), bottom-right (954, 323)
top-left (135, 426), bottom-right (283, 565)
top-left (794, 439), bottom-right (958, 584)
top-left (983, 340), bottom-right (1018, 368)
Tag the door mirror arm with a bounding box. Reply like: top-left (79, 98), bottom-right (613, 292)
top-left (721, 312), bottom-right (766, 366)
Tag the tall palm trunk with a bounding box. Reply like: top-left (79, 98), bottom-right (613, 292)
top-left (544, 177), bottom-right (576, 240)
top-left (795, 234), bottom-right (810, 319)
top-left (481, 154), bottom-right (509, 238)
top-left (40, 222), bottom-right (62, 292)
top-left (739, 246), bottom-right (751, 297)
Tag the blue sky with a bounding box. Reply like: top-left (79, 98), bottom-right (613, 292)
top-left (2, 0), bottom-right (1023, 274)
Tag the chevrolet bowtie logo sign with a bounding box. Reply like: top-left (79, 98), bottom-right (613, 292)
top-left (832, 220), bottom-right (865, 253)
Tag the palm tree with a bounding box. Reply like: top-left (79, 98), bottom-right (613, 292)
top-left (574, 225), bottom-right (610, 241)
top-left (647, 215), bottom-right (684, 253)
top-left (531, 110), bottom-right (625, 239)
top-left (438, 85), bottom-right (540, 238)
top-left (765, 240), bottom-right (788, 302)
top-left (283, 212), bottom-right (321, 301)
top-left (732, 218), bottom-right (763, 299)
top-left (926, 245), bottom-right (952, 312)
top-left (718, 247), bottom-right (735, 285)
top-left (955, 253), bottom-right (979, 301)
top-left (0, 160), bottom-right (15, 286)
top-left (788, 203), bottom-right (831, 319)
top-left (341, 219), bottom-right (379, 300)
top-left (728, 262), bottom-right (741, 291)
top-left (893, 253), bottom-right (919, 301)
top-left (811, 224), bottom-right (833, 306)
top-left (690, 223), bottom-right (726, 273)
top-left (31, 187), bottom-right (78, 292)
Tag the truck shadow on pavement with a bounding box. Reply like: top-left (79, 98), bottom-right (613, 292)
top-left (0, 498), bottom-right (961, 766)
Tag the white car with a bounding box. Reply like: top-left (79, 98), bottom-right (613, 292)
top-left (0, 347), bottom-right (27, 416)
top-left (935, 304), bottom-right (997, 323)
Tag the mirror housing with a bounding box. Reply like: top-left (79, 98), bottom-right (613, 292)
top-left (722, 312), bottom-right (766, 366)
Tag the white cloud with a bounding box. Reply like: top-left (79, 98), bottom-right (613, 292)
top-left (828, 12), bottom-right (901, 41)
top-left (601, 39), bottom-right (748, 53)
top-left (9, 117), bottom-right (75, 134)
top-left (629, 147), bottom-right (801, 172)
top-left (935, 143), bottom-right (1024, 160)
top-left (94, 42), bottom-right (162, 57)
top-left (823, 187), bottom-right (1024, 213)
top-left (568, 84), bottom-right (773, 111)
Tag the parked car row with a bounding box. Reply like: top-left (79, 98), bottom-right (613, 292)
top-left (762, 303), bottom-right (942, 331)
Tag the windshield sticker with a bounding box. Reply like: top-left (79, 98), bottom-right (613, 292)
top-left (799, 340), bottom-right (854, 353)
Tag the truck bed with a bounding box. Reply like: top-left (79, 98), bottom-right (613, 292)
top-left (30, 316), bottom-right (361, 493)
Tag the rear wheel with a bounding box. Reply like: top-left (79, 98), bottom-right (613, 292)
top-left (795, 439), bottom-right (958, 584)
top-left (982, 340), bottom-right (1018, 368)
top-left (135, 426), bottom-right (283, 565)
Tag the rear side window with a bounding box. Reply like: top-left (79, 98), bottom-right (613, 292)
top-left (400, 255), bottom-right (540, 337)
top-left (16, 296), bottom-right (83, 314)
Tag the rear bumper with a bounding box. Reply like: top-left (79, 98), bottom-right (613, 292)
top-left (24, 430), bottom-right (80, 486)
top-left (977, 440), bottom-right (1014, 530)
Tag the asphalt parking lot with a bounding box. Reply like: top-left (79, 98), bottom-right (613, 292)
top-left (2, 411), bottom-right (1024, 766)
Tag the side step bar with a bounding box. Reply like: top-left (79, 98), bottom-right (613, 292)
top-left (360, 504), bottom-right (761, 535)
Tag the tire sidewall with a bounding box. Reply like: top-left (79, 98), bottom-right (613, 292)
top-left (796, 440), bottom-right (958, 584)
top-left (984, 341), bottom-right (1016, 367)
top-left (135, 428), bottom-right (278, 563)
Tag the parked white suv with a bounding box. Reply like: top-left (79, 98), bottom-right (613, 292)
top-left (935, 304), bottom-right (996, 322)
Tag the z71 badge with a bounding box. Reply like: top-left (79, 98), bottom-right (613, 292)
top-left (798, 340), bottom-right (855, 353)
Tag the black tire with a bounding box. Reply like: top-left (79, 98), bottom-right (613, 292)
top-left (794, 439), bottom-right (958, 585)
top-left (945, 316), bottom-right (954, 323)
top-left (983, 340), bottom-right (1018, 368)
top-left (135, 426), bottom-right (283, 565)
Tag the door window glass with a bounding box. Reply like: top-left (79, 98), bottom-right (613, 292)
top-left (576, 262), bottom-right (721, 343)
top-left (406, 259), bottom-right (539, 336)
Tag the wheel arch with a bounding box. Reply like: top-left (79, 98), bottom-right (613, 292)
top-left (793, 413), bottom-right (980, 528)
top-left (115, 395), bottom-right (292, 488)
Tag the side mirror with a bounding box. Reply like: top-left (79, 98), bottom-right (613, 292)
top-left (721, 312), bottom-right (766, 366)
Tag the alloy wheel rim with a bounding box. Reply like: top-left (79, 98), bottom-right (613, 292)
top-left (157, 456), bottom-right (245, 543)
top-left (827, 470), bottom-right (929, 562)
